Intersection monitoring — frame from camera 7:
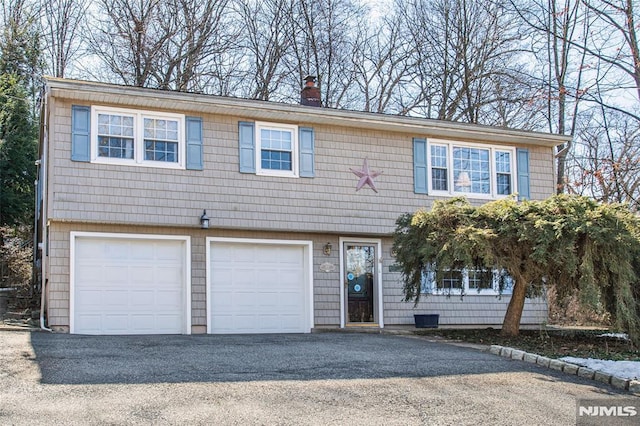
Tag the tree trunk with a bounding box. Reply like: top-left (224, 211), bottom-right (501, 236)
top-left (501, 273), bottom-right (528, 337)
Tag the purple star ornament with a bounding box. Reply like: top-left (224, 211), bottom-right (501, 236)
top-left (350, 158), bottom-right (383, 193)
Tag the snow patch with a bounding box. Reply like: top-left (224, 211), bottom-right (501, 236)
top-left (560, 357), bottom-right (640, 381)
top-left (597, 333), bottom-right (629, 340)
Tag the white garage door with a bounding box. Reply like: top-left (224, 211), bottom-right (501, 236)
top-left (209, 241), bottom-right (311, 334)
top-left (72, 235), bottom-right (187, 335)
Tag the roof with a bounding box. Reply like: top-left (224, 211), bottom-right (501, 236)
top-left (44, 77), bottom-right (571, 148)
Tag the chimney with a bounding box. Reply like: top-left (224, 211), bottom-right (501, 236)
top-left (300, 75), bottom-right (321, 107)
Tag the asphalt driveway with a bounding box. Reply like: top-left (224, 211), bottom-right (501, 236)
top-left (0, 330), bottom-right (632, 425)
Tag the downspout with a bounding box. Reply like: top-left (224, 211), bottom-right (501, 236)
top-left (39, 84), bottom-right (52, 332)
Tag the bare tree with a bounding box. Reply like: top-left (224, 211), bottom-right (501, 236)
top-left (400, 0), bottom-right (531, 125)
top-left (236, 0), bottom-right (293, 101)
top-left (511, 0), bottom-right (590, 193)
top-left (86, 0), bottom-right (238, 92)
top-left (154, 0), bottom-right (236, 92)
top-left (350, 10), bottom-right (419, 114)
top-left (581, 0), bottom-right (640, 103)
top-left (287, 0), bottom-right (364, 107)
top-left (87, 0), bottom-right (170, 87)
top-left (567, 109), bottom-right (640, 209)
top-left (38, 0), bottom-right (87, 78)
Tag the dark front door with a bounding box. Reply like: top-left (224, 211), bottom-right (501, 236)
top-left (344, 243), bottom-right (376, 323)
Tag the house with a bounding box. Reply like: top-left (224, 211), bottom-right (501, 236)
top-left (35, 77), bottom-right (571, 335)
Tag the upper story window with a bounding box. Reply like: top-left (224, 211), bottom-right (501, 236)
top-left (428, 139), bottom-right (515, 198)
top-left (91, 106), bottom-right (185, 169)
top-left (238, 121), bottom-right (315, 178)
top-left (255, 122), bottom-right (299, 177)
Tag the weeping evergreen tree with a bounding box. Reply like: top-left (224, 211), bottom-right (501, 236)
top-left (393, 195), bottom-right (640, 344)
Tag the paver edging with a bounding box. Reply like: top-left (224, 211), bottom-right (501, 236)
top-left (489, 345), bottom-right (637, 396)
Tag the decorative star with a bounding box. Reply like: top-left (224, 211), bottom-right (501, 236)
top-left (350, 158), bottom-right (383, 193)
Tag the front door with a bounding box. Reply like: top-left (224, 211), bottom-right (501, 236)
top-left (344, 243), bottom-right (377, 323)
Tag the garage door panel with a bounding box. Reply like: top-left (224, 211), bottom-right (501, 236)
top-left (232, 268), bottom-right (258, 285)
top-left (103, 242), bottom-right (130, 259)
top-left (156, 291), bottom-right (182, 307)
top-left (211, 292), bottom-right (233, 310)
top-left (156, 244), bottom-right (182, 259)
top-left (131, 314), bottom-right (155, 329)
top-left (156, 267), bottom-right (182, 283)
top-left (259, 293), bottom-right (280, 307)
top-left (73, 236), bottom-right (186, 335)
top-left (131, 244), bottom-right (154, 260)
top-left (102, 289), bottom-right (128, 307)
top-left (130, 290), bottom-right (153, 306)
top-left (209, 241), bottom-right (309, 334)
top-left (76, 289), bottom-right (102, 306)
top-left (278, 272), bottom-right (304, 287)
top-left (278, 292), bottom-right (304, 307)
top-left (103, 314), bottom-right (128, 331)
top-left (211, 267), bottom-right (233, 282)
top-left (259, 315), bottom-right (281, 330)
top-left (106, 266), bottom-right (132, 283)
top-left (76, 315), bottom-right (102, 332)
top-left (130, 267), bottom-right (154, 283)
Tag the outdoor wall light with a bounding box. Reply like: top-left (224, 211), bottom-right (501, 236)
top-left (323, 242), bottom-right (332, 256)
top-left (200, 210), bottom-right (210, 229)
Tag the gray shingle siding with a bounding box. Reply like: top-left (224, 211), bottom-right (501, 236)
top-left (41, 82), bottom-right (562, 332)
top-left (48, 100), bottom-right (556, 235)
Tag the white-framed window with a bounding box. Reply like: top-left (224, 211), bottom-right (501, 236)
top-left (91, 106), bottom-right (185, 169)
top-left (255, 121), bottom-right (299, 178)
top-left (421, 264), bottom-right (513, 296)
top-left (427, 139), bottom-right (516, 198)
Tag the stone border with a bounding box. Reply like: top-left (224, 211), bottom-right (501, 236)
top-left (489, 345), bottom-right (640, 395)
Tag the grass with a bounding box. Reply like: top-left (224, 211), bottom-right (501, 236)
top-left (415, 327), bottom-right (640, 361)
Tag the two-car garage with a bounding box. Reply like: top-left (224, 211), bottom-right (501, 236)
top-left (70, 233), bottom-right (313, 335)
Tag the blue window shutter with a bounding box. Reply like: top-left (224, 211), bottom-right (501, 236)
top-left (299, 127), bottom-right (315, 178)
top-left (413, 138), bottom-right (428, 194)
top-left (517, 148), bottom-right (530, 200)
top-left (71, 105), bottom-right (90, 162)
top-left (238, 121), bottom-right (255, 173)
top-left (186, 116), bottom-right (203, 170)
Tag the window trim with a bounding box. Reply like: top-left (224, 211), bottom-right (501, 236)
top-left (255, 121), bottom-right (299, 178)
top-left (90, 106), bottom-right (186, 169)
top-left (426, 138), bottom-right (517, 199)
